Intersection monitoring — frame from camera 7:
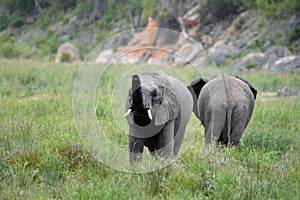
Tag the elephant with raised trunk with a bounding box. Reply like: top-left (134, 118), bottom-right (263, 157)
top-left (124, 72), bottom-right (193, 163)
top-left (188, 74), bottom-right (257, 147)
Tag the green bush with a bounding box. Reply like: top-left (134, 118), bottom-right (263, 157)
top-left (255, 0), bottom-right (300, 18)
top-left (11, 17), bottom-right (25, 28)
top-left (60, 52), bottom-right (71, 63)
top-left (0, 9), bottom-right (9, 31)
top-left (0, 44), bottom-right (21, 58)
top-left (0, 31), bottom-right (10, 44)
top-left (36, 32), bottom-right (63, 56)
top-left (201, 0), bottom-right (255, 20)
top-left (50, 0), bottom-right (78, 11)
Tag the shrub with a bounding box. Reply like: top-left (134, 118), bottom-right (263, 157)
top-left (0, 9), bottom-right (9, 31)
top-left (60, 52), bottom-right (71, 63)
top-left (255, 0), bottom-right (300, 18)
top-left (11, 18), bottom-right (25, 28)
top-left (201, 0), bottom-right (255, 21)
top-left (0, 44), bottom-right (21, 58)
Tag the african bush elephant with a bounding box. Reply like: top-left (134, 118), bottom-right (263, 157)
top-left (188, 74), bottom-right (257, 147)
top-left (124, 72), bottom-right (193, 162)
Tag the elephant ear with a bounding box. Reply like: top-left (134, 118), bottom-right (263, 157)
top-left (187, 77), bottom-right (208, 99)
top-left (155, 87), bottom-right (179, 126)
top-left (235, 76), bottom-right (257, 100)
top-left (125, 88), bottom-right (135, 125)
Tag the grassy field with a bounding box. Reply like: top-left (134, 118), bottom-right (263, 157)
top-left (0, 59), bottom-right (299, 199)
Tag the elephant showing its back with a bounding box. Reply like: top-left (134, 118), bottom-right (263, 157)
top-left (190, 74), bottom-right (257, 146)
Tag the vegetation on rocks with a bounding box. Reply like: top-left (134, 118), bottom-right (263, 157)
top-left (0, 0), bottom-right (299, 60)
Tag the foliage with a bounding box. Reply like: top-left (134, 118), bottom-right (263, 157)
top-left (0, 8), bottom-right (9, 31)
top-left (0, 43), bottom-right (21, 58)
top-left (0, 0), bottom-right (299, 59)
top-left (141, 0), bottom-right (160, 18)
top-left (0, 32), bottom-right (21, 58)
top-left (0, 59), bottom-right (299, 199)
top-left (255, 0), bottom-right (300, 18)
top-left (35, 30), bottom-right (64, 56)
top-left (60, 52), bottom-right (71, 63)
top-left (11, 17), bottom-right (25, 28)
top-left (200, 0), bottom-right (255, 20)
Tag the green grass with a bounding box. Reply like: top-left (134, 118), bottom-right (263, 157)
top-left (0, 59), bottom-right (299, 199)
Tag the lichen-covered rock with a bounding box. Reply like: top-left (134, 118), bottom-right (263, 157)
top-left (96, 49), bottom-right (114, 63)
top-left (211, 44), bottom-right (239, 66)
top-left (271, 55), bottom-right (300, 71)
top-left (263, 46), bottom-right (291, 69)
top-left (229, 53), bottom-right (267, 72)
top-left (277, 87), bottom-right (299, 97)
top-left (148, 45), bottom-right (174, 64)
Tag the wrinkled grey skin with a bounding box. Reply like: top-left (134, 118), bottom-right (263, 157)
top-left (125, 72), bottom-right (193, 163)
top-left (188, 74), bottom-right (257, 146)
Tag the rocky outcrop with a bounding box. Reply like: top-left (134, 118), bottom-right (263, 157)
top-left (55, 43), bottom-right (80, 63)
top-left (230, 53), bottom-right (266, 72)
top-left (94, 10), bottom-right (300, 67)
top-left (263, 46), bottom-right (291, 70)
top-left (277, 87), bottom-right (299, 97)
top-left (95, 17), bottom-right (204, 65)
top-left (207, 11), bottom-right (300, 67)
top-left (229, 46), bottom-right (299, 72)
top-left (270, 56), bottom-right (300, 71)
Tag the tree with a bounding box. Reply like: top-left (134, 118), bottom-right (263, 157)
top-left (127, 0), bottom-right (143, 34)
top-left (160, 0), bottom-right (200, 41)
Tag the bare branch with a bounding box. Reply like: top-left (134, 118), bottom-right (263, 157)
top-left (34, 0), bottom-right (42, 13)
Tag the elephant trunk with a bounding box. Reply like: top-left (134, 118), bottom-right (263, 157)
top-left (132, 74), bottom-right (143, 108)
top-left (132, 74), bottom-right (152, 110)
top-left (128, 74), bottom-right (152, 125)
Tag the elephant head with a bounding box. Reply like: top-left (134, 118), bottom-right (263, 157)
top-left (125, 73), bottom-right (180, 127)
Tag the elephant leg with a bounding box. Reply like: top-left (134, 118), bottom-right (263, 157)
top-left (230, 125), bottom-right (244, 146)
top-left (158, 120), bottom-right (175, 158)
top-left (230, 107), bottom-right (248, 146)
top-left (129, 135), bottom-right (144, 163)
top-left (173, 115), bottom-right (185, 156)
top-left (205, 108), bottom-right (226, 145)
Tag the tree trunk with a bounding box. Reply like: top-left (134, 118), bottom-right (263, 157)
top-left (93, 0), bottom-right (104, 21)
top-left (177, 16), bottom-right (195, 43)
top-left (129, 8), bottom-right (136, 34)
top-left (136, 10), bottom-right (142, 27)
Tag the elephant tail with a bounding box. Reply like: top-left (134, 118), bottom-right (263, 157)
top-left (222, 74), bottom-right (233, 146)
top-left (223, 102), bottom-right (232, 145)
top-left (226, 107), bottom-right (232, 145)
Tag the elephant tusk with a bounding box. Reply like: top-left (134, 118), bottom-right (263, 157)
top-left (147, 109), bottom-right (152, 120)
top-left (123, 109), bottom-right (132, 117)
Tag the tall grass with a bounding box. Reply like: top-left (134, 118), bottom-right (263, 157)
top-left (0, 59), bottom-right (299, 199)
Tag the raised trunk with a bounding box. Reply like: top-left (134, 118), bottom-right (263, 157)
top-left (132, 74), bottom-right (143, 108)
top-left (131, 75), bottom-right (152, 126)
